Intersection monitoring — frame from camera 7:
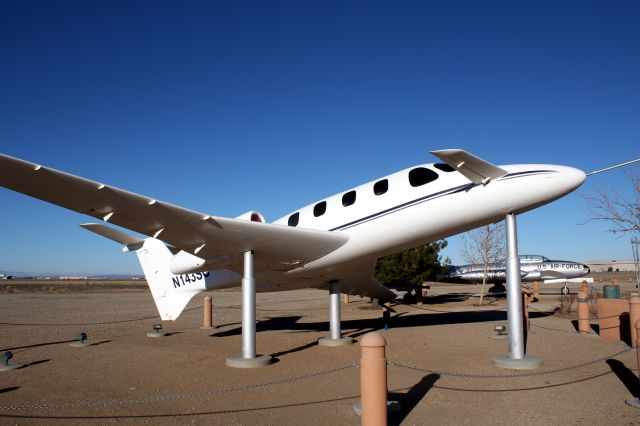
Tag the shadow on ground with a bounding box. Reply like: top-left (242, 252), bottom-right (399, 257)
top-left (607, 359), bottom-right (639, 398)
top-left (388, 373), bottom-right (440, 425)
top-left (211, 310), bottom-right (548, 338)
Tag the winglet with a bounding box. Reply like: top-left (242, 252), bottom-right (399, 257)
top-left (431, 149), bottom-right (508, 185)
top-left (80, 223), bottom-right (144, 252)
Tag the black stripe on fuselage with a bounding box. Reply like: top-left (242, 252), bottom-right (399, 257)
top-left (499, 170), bottom-right (555, 180)
top-left (327, 169), bottom-right (557, 232)
top-left (329, 183), bottom-right (474, 231)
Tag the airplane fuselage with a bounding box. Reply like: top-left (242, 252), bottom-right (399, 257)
top-left (262, 163), bottom-right (586, 288)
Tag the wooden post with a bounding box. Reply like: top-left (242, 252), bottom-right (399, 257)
top-left (532, 281), bottom-right (540, 302)
top-left (203, 295), bottom-right (213, 328)
top-left (342, 293), bottom-right (350, 304)
top-left (577, 291), bottom-right (590, 334)
top-left (360, 332), bottom-right (387, 426)
top-left (581, 280), bottom-right (589, 295)
top-left (522, 289), bottom-right (531, 332)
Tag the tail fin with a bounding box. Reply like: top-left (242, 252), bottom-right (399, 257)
top-left (136, 238), bottom-right (206, 320)
top-left (80, 223), bottom-right (205, 321)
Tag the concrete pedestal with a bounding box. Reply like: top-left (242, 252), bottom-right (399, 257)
top-left (492, 355), bottom-right (542, 370)
top-left (0, 363), bottom-right (23, 371)
top-left (225, 355), bottom-right (272, 368)
top-left (318, 336), bottom-right (354, 347)
top-left (626, 397), bottom-right (640, 409)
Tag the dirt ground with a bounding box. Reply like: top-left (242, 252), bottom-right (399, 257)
top-left (1, 281), bottom-right (639, 425)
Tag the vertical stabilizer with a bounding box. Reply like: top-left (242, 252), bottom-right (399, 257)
top-left (136, 238), bottom-right (206, 320)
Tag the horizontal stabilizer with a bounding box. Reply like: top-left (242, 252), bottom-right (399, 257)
top-left (81, 223), bottom-right (144, 251)
top-left (431, 149), bottom-right (507, 185)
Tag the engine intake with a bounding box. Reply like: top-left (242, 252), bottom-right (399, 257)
top-left (235, 211), bottom-right (265, 223)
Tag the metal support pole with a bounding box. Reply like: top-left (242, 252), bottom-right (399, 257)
top-left (493, 213), bottom-right (540, 369)
top-left (505, 213), bottom-right (525, 360)
top-left (242, 250), bottom-right (256, 359)
top-left (330, 281), bottom-right (341, 340)
top-left (225, 251), bottom-right (271, 368)
top-left (318, 280), bottom-right (354, 347)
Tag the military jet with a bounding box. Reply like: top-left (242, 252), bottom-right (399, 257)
top-left (447, 255), bottom-right (590, 283)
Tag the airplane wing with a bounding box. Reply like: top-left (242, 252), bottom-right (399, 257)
top-left (0, 154), bottom-right (349, 273)
top-left (431, 149), bottom-right (508, 185)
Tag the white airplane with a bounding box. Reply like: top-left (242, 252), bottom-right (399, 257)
top-left (0, 149), bottom-right (587, 361)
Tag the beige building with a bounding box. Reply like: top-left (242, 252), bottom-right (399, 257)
top-left (587, 259), bottom-right (636, 272)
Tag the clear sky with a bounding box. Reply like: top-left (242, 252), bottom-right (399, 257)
top-left (1, 1), bottom-right (639, 274)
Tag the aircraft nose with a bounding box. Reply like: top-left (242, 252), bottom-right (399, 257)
top-left (562, 166), bottom-right (586, 192)
top-left (583, 264), bottom-right (590, 274)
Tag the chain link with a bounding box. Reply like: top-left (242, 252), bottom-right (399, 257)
top-left (388, 347), bottom-right (632, 379)
top-left (0, 363), bottom-right (357, 411)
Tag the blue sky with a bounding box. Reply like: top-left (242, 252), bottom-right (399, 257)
top-left (1, 1), bottom-right (639, 274)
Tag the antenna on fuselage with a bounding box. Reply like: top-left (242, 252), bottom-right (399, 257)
top-left (587, 158), bottom-right (640, 176)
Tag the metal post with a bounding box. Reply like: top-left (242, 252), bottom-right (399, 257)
top-left (242, 250), bottom-right (256, 359)
top-left (225, 251), bottom-right (271, 368)
top-left (318, 280), bottom-right (354, 346)
top-left (505, 213), bottom-right (524, 359)
top-left (330, 281), bottom-right (341, 340)
top-left (493, 213), bottom-right (541, 370)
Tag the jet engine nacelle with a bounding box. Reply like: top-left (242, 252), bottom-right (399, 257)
top-left (169, 250), bottom-right (207, 275)
top-left (235, 211), bottom-right (265, 223)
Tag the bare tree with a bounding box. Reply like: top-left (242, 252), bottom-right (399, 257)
top-left (584, 169), bottom-right (640, 235)
top-left (459, 222), bottom-right (506, 304)
top-left (584, 168), bottom-right (640, 287)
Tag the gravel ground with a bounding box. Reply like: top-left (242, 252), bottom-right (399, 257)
top-left (0, 283), bottom-right (639, 425)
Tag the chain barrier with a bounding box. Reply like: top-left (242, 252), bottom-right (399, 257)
top-left (0, 307), bottom-right (201, 327)
top-left (0, 363), bottom-right (357, 412)
top-left (388, 346), bottom-right (632, 379)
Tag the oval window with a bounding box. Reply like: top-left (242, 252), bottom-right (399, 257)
top-left (313, 201), bottom-right (327, 217)
top-left (408, 167), bottom-right (438, 187)
top-left (373, 179), bottom-right (388, 195)
top-left (342, 190), bottom-right (356, 207)
top-left (288, 212), bottom-right (299, 227)
top-left (434, 163), bottom-right (455, 172)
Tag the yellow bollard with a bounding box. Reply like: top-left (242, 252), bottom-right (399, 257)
top-left (360, 332), bottom-right (387, 426)
top-left (203, 295), bottom-right (213, 328)
top-left (629, 296), bottom-right (640, 348)
top-left (577, 291), bottom-right (590, 334)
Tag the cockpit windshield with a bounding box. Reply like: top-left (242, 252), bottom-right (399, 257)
top-left (519, 255), bottom-right (548, 263)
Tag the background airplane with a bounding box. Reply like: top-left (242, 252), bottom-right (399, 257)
top-left (446, 254), bottom-right (590, 283)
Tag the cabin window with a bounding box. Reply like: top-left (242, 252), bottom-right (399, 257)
top-left (288, 212), bottom-right (299, 227)
top-left (408, 167), bottom-right (439, 187)
top-left (342, 190), bottom-right (356, 207)
top-left (373, 179), bottom-right (388, 195)
top-left (434, 163), bottom-right (455, 172)
top-left (313, 201), bottom-right (327, 217)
